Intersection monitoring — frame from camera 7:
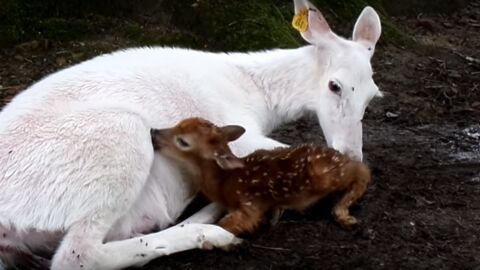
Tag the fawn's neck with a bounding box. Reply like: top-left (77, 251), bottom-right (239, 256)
top-left (185, 159), bottom-right (226, 204)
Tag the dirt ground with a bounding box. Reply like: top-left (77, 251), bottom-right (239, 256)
top-left (0, 1), bottom-right (479, 269)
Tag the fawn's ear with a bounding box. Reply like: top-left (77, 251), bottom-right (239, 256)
top-left (221, 125), bottom-right (246, 142)
top-left (214, 151), bottom-right (245, 170)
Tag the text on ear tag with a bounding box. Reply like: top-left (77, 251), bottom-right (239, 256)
top-left (292, 9), bottom-right (308, 33)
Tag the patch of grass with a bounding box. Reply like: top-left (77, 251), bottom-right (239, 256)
top-left (36, 18), bottom-right (92, 41)
top-left (318, 0), bottom-right (408, 45)
top-left (136, 32), bottom-right (201, 48)
top-left (0, 0), bottom-right (93, 46)
top-left (125, 23), bottom-right (142, 40)
top-left (164, 0), bottom-right (406, 51)
top-left (0, 0), bottom-right (407, 48)
top-left (166, 0), bottom-right (301, 51)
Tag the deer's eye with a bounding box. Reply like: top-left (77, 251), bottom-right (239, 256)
top-left (328, 80), bottom-right (342, 94)
top-left (175, 136), bottom-right (191, 149)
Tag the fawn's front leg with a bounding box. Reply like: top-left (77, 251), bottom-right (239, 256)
top-left (332, 166), bottom-right (370, 229)
top-left (218, 206), bottom-right (265, 236)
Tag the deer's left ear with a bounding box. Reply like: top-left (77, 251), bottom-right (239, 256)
top-left (293, 0), bottom-right (337, 45)
top-left (221, 125), bottom-right (246, 142)
top-left (352, 6), bottom-right (382, 56)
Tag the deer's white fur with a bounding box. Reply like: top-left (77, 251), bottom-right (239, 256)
top-left (0, 1), bottom-right (381, 269)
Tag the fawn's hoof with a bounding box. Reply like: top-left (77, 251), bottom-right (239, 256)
top-left (337, 216), bottom-right (358, 229)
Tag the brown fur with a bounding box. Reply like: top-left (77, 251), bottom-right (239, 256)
top-left (151, 118), bottom-right (371, 236)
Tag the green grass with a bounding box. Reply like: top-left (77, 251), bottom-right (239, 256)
top-left (0, 0), bottom-right (406, 48)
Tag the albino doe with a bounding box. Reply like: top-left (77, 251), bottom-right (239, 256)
top-left (151, 118), bottom-right (371, 236)
top-left (0, 0), bottom-right (382, 269)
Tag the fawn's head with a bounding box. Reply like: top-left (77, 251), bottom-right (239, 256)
top-left (151, 118), bottom-right (246, 170)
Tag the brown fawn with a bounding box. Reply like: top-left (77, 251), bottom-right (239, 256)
top-left (151, 118), bottom-right (371, 236)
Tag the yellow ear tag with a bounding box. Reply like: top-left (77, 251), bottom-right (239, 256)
top-left (292, 9), bottom-right (308, 33)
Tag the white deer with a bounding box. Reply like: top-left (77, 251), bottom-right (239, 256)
top-left (0, 0), bottom-right (382, 269)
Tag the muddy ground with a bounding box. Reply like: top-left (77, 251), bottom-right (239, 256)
top-left (0, 1), bottom-right (479, 269)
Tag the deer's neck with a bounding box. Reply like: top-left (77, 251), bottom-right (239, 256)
top-left (232, 46), bottom-right (323, 134)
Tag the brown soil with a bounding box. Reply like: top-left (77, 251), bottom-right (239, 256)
top-left (0, 1), bottom-right (479, 270)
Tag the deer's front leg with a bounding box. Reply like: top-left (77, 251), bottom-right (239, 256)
top-left (218, 206), bottom-right (265, 236)
top-left (52, 221), bottom-right (240, 270)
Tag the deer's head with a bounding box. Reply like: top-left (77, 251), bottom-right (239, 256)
top-left (293, 0), bottom-right (382, 161)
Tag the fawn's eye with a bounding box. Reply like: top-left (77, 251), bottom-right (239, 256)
top-left (175, 136), bottom-right (191, 149)
top-left (328, 80), bottom-right (342, 94)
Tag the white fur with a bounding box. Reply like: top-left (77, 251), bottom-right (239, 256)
top-left (0, 1), bottom-right (381, 269)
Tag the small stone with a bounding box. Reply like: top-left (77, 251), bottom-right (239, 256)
top-left (386, 111), bottom-right (399, 119)
top-left (56, 56), bottom-right (67, 66)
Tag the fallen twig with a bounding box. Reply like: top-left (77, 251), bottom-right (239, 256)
top-left (251, 244), bottom-right (290, 251)
top-left (453, 51), bottom-right (480, 65)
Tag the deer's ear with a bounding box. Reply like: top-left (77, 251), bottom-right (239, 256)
top-left (221, 125), bottom-right (245, 142)
top-left (352, 6), bottom-right (381, 55)
top-left (214, 152), bottom-right (244, 170)
top-left (293, 0), bottom-right (337, 45)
